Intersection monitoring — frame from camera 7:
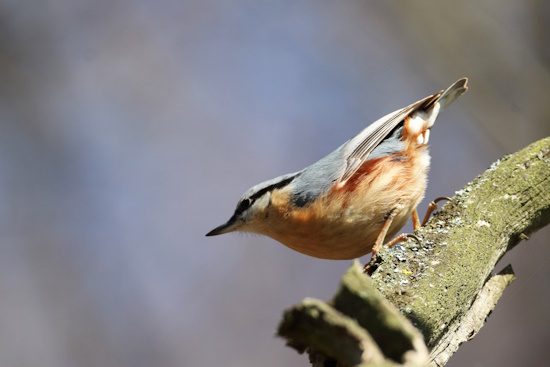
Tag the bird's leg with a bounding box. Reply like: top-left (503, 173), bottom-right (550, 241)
top-left (372, 211), bottom-right (396, 254)
top-left (364, 196), bottom-right (453, 274)
top-left (385, 233), bottom-right (421, 248)
top-left (421, 196), bottom-right (453, 226)
top-left (412, 208), bottom-right (421, 230)
top-left (364, 211), bottom-right (422, 275)
top-left (364, 211), bottom-right (395, 273)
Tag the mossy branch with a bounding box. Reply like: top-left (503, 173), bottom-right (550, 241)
top-left (277, 137), bottom-right (550, 367)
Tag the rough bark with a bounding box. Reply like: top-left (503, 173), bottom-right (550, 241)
top-left (277, 137), bottom-right (550, 367)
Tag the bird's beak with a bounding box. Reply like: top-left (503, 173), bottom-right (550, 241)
top-left (206, 216), bottom-right (241, 236)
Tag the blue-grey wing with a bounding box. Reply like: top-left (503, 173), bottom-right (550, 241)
top-left (290, 78), bottom-right (468, 207)
top-left (340, 78), bottom-right (467, 183)
top-left (289, 94), bottom-right (438, 208)
top-left (339, 94), bottom-right (438, 183)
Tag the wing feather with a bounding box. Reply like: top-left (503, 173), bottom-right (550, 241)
top-left (338, 77), bottom-right (468, 184)
top-left (339, 94), bottom-right (438, 183)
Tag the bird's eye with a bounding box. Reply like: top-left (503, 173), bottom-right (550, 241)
top-left (236, 198), bottom-right (252, 214)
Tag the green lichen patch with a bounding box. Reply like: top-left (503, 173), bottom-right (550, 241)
top-left (372, 137), bottom-right (550, 346)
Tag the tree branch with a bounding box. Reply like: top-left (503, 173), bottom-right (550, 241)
top-left (428, 265), bottom-right (515, 366)
top-left (277, 137), bottom-right (550, 366)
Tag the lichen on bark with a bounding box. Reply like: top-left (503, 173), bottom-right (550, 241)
top-left (372, 136), bottom-right (550, 348)
top-left (277, 137), bottom-right (550, 367)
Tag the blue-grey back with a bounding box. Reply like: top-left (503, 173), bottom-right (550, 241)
top-left (290, 126), bottom-right (405, 207)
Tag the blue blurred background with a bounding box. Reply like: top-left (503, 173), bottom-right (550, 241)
top-left (0, 1), bottom-right (549, 366)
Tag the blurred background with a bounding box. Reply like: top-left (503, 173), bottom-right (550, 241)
top-left (0, 1), bottom-right (549, 366)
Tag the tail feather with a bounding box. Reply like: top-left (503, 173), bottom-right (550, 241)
top-left (436, 78), bottom-right (468, 110)
top-left (407, 77), bottom-right (468, 137)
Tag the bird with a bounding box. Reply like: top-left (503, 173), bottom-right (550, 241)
top-left (206, 78), bottom-right (468, 267)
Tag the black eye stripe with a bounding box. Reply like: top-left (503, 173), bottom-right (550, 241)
top-left (234, 175), bottom-right (296, 216)
top-left (249, 176), bottom-right (295, 201)
top-left (236, 198), bottom-right (252, 214)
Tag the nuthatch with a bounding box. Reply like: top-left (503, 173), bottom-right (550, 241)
top-left (207, 78), bottom-right (468, 267)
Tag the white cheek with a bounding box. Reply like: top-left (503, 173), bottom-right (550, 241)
top-left (423, 129), bottom-right (430, 144)
top-left (255, 193), bottom-right (271, 211)
top-left (416, 134), bottom-right (424, 145)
